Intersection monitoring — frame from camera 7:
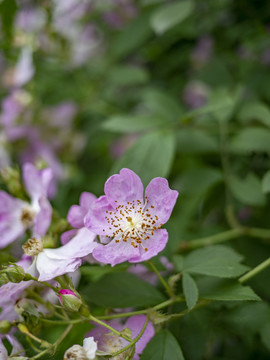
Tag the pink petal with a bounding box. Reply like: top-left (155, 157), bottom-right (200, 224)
top-left (84, 195), bottom-right (115, 236)
top-left (67, 205), bottom-right (85, 228)
top-left (129, 229), bottom-right (168, 263)
top-left (104, 168), bottom-right (144, 205)
top-left (145, 178), bottom-right (178, 226)
top-left (92, 240), bottom-right (140, 266)
top-left (125, 315), bottom-right (154, 357)
top-left (33, 196), bottom-right (52, 236)
top-left (80, 192), bottom-right (97, 210)
top-left (37, 252), bottom-right (82, 281)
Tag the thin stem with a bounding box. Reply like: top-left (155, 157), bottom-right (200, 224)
top-left (111, 316), bottom-right (149, 357)
top-left (17, 324), bottom-right (50, 347)
top-left (178, 228), bottom-right (243, 251)
top-left (98, 297), bottom-right (184, 320)
top-left (30, 325), bottom-right (73, 360)
top-left (148, 261), bottom-right (173, 297)
top-left (239, 257), bottom-right (270, 284)
top-left (40, 317), bottom-right (84, 325)
top-left (178, 226), bottom-right (270, 252)
top-left (89, 315), bottom-right (132, 342)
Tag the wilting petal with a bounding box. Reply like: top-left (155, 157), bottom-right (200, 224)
top-left (104, 168), bottom-right (144, 205)
top-left (145, 178), bottom-right (178, 226)
top-left (36, 252), bottom-right (82, 281)
top-left (44, 227), bottom-right (97, 260)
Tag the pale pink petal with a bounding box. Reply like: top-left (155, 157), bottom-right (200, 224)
top-left (36, 252), bottom-right (82, 281)
top-left (145, 178), bottom-right (178, 226)
top-left (104, 168), bottom-right (144, 205)
top-left (125, 315), bottom-right (154, 357)
top-left (129, 229), bottom-right (168, 263)
top-left (84, 196), bottom-right (115, 236)
top-left (80, 192), bottom-right (96, 211)
top-left (92, 240), bottom-right (140, 266)
top-left (43, 227), bottom-right (97, 259)
top-left (60, 229), bottom-right (77, 245)
top-left (33, 196), bottom-right (52, 236)
top-left (23, 163), bottom-right (44, 200)
top-left (67, 205), bottom-right (84, 228)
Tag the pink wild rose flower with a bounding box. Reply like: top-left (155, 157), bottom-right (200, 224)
top-left (85, 168), bottom-right (178, 266)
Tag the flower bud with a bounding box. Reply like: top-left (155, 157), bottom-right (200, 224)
top-left (0, 264), bottom-right (26, 283)
top-left (64, 344), bottom-right (87, 360)
top-left (0, 320), bottom-right (11, 334)
top-left (59, 289), bottom-right (82, 313)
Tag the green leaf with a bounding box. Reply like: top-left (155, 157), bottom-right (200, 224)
top-left (82, 273), bottom-right (165, 308)
top-left (112, 130), bottom-right (175, 186)
top-left (260, 323), bottom-right (270, 351)
top-left (229, 173), bottom-right (266, 206)
top-left (182, 273), bottom-right (199, 310)
top-left (103, 115), bottom-right (165, 133)
top-left (179, 167), bottom-right (222, 195)
top-left (142, 89), bottom-right (182, 122)
top-left (230, 127), bottom-right (270, 153)
top-left (198, 278), bottom-right (260, 301)
top-left (150, 1), bottom-right (194, 35)
top-left (108, 65), bottom-right (149, 86)
top-left (262, 170), bottom-right (270, 193)
top-left (238, 101), bottom-right (270, 127)
top-left (80, 264), bottom-right (127, 282)
top-left (112, 12), bottom-right (152, 58)
top-left (183, 245), bottom-right (250, 278)
top-left (141, 330), bottom-right (185, 360)
top-left (177, 129), bottom-right (219, 153)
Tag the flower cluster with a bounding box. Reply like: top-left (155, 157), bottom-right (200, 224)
top-left (0, 164), bottom-right (178, 358)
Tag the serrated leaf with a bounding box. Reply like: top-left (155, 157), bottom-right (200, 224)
top-left (229, 173), bottom-right (266, 206)
top-left (82, 272), bottom-right (165, 308)
top-left (182, 273), bottom-right (199, 310)
top-left (141, 330), bottom-right (185, 360)
top-left (198, 278), bottom-right (260, 301)
top-left (150, 1), bottom-right (194, 35)
top-left (112, 130), bottom-right (175, 186)
top-left (182, 245), bottom-right (249, 278)
top-left (103, 115), bottom-right (165, 133)
top-left (262, 170), bottom-right (270, 193)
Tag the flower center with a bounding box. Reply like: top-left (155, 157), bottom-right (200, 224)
top-left (22, 237), bottom-right (43, 256)
top-left (20, 207), bottom-right (36, 228)
top-left (104, 198), bottom-right (163, 251)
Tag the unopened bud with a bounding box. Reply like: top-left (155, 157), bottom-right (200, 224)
top-left (0, 264), bottom-right (25, 283)
top-left (0, 273), bottom-right (9, 285)
top-left (64, 344), bottom-right (87, 360)
top-left (0, 320), bottom-right (11, 334)
top-left (59, 289), bottom-right (82, 313)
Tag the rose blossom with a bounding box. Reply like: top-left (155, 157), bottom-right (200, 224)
top-left (85, 168), bottom-right (178, 266)
top-left (0, 163), bottom-right (52, 249)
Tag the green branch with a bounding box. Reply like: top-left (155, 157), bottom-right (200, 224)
top-left (239, 257), bottom-right (270, 284)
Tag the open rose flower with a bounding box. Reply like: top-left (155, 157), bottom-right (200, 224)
top-left (85, 168), bottom-right (178, 266)
top-left (0, 163), bottom-right (52, 249)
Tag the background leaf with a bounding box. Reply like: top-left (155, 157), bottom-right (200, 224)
top-left (82, 272), bottom-right (165, 308)
top-left (150, 1), bottom-right (194, 35)
top-left (181, 245), bottom-right (250, 278)
top-left (112, 130), bottom-right (176, 185)
top-left (182, 273), bottom-right (199, 310)
top-left (141, 330), bottom-right (185, 360)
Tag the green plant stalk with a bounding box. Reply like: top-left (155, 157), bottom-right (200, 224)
top-left (178, 226), bottom-right (270, 252)
top-left (89, 315), bottom-right (132, 342)
top-left (239, 257), bottom-right (270, 284)
top-left (111, 316), bottom-right (149, 357)
top-left (98, 296), bottom-right (184, 320)
top-left (148, 261), bottom-right (174, 297)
